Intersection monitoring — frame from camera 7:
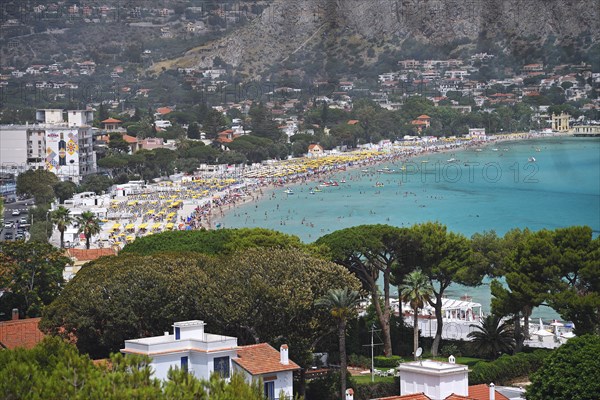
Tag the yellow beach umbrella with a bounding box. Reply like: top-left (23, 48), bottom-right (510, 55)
top-left (111, 223), bottom-right (121, 230)
top-left (138, 223), bottom-right (148, 230)
top-left (125, 223), bottom-right (135, 231)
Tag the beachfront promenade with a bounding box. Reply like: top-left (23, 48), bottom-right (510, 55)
top-left (52, 132), bottom-right (563, 250)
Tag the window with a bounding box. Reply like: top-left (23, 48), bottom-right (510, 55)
top-left (180, 356), bottom-right (188, 373)
top-left (213, 356), bottom-right (230, 378)
top-left (175, 327), bottom-right (180, 340)
top-left (264, 381), bottom-right (275, 400)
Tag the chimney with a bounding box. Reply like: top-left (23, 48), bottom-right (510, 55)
top-left (448, 355), bottom-right (456, 364)
top-left (489, 383), bottom-right (495, 400)
top-left (12, 308), bottom-right (19, 321)
top-left (345, 388), bottom-right (354, 400)
top-left (280, 344), bottom-right (289, 365)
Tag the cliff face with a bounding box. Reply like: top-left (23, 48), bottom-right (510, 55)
top-left (159, 0), bottom-right (599, 77)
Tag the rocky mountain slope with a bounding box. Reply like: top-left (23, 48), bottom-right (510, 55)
top-left (154, 0), bottom-right (600, 78)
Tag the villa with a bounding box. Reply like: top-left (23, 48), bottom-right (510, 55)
top-left (121, 320), bottom-right (300, 399)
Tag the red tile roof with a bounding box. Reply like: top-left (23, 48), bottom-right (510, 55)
top-left (122, 134), bottom-right (139, 144)
top-left (102, 118), bottom-right (122, 123)
top-left (66, 248), bottom-right (117, 262)
top-left (417, 115), bottom-right (431, 119)
top-left (0, 318), bottom-right (44, 349)
top-left (468, 384), bottom-right (509, 400)
top-left (374, 394), bottom-right (431, 400)
top-left (347, 119), bottom-right (360, 125)
top-left (233, 343), bottom-right (300, 375)
top-left (445, 395), bottom-right (475, 400)
top-left (156, 107), bottom-right (172, 115)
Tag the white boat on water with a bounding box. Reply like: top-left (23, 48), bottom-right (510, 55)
top-left (284, 188), bottom-right (294, 195)
top-left (528, 156), bottom-right (536, 162)
top-left (447, 158), bottom-right (456, 162)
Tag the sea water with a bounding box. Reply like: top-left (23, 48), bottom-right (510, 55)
top-left (221, 137), bottom-right (600, 319)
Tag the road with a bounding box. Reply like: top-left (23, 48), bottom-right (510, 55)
top-left (1, 198), bottom-right (33, 242)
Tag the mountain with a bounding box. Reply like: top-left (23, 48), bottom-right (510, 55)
top-left (152, 0), bottom-right (600, 79)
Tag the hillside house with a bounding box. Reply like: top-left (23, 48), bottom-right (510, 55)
top-left (121, 320), bottom-right (299, 399)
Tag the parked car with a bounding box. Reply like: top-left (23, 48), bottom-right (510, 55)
top-left (11, 209), bottom-right (20, 216)
top-left (4, 221), bottom-right (13, 229)
top-left (19, 218), bottom-right (28, 224)
top-left (5, 232), bottom-right (13, 240)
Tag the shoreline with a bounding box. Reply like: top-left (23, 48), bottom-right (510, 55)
top-left (209, 132), bottom-right (569, 230)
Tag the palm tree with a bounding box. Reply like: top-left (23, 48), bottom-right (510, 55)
top-left (316, 288), bottom-right (361, 400)
top-left (467, 314), bottom-right (515, 359)
top-left (399, 269), bottom-right (433, 360)
top-left (76, 211), bottom-right (101, 250)
top-left (50, 206), bottom-right (72, 248)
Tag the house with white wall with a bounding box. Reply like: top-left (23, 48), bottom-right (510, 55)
top-left (121, 320), bottom-right (300, 399)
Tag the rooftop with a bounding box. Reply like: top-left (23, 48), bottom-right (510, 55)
top-left (0, 317), bottom-right (44, 349)
top-left (398, 360), bottom-right (468, 376)
top-left (233, 343), bottom-right (300, 375)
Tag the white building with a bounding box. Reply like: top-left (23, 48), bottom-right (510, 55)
top-left (399, 359), bottom-right (469, 400)
top-left (121, 320), bottom-right (300, 399)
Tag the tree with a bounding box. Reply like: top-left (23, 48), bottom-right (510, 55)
top-left (549, 226), bottom-right (600, 336)
top-left (316, 225), bottom-right (410, 357)
top-left (76, 211), bottom-right (101, 249)
top-left (41, 248), bottom-right (361, 380)
top-left (108, 133), bottom-right (131, 153)
top-left (526, 335), bottom-right (600, 400)
top-left (0, 241), bottom-right (68, 319)
top-left (467, 315), bottom-right (515, 359)
top-left (187, 122), bottom-right (201, 139)
top-left (16, 169), bottom-right (59, 205)
top-left (79, 174), bottom-right (114, 195)
top-left (491, 229), bottom-right (561, 351)
top-left (399, 222), bottom-right (480, 357)
top-left (315, 288), bottom-right (361, 400)
top-left (399, 270), bottom-right (433, 359)
top-left (120, 228), bottom-right (309, 256)
top-left (50, 206), bottom-right (72, 248)
top-left (53, 181), bottom-right (77, 204)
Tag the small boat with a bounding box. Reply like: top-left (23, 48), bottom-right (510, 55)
top-left (492, 148), bottom-right (498, 152)
top-left (309, 190), bottom-right (315, 195)
top-left (528, 156), bottom-right (536, 163)
top-left (421, 160), bottom-right (429, 163)
top-left (340, 178), bottom-right (346, 183)
top-left (284, 188), bottom-right (294, 194)
top-left (314, 187), bottom-right (322, 192)
top-left (447, 158), bottom-right (456, 162)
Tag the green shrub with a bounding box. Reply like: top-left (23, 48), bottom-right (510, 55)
top-left (373, 355), bottom-right (403, 368)
top-left (440, 343), bottom-right (461, 357)
top-left (348, 354), bottom-right (371, 369)
top-left (469, 350), bottom-right (551, 385)
top-left (351, 377), bottom-right (399, 400)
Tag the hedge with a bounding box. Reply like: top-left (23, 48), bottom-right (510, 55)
top-left (469, 350), bottom-right (551, 385)
top-left (374, 355), bottom-right (403, 368)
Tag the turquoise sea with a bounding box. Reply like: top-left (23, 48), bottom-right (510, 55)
top-left (220, 137), bottom-right (600, 319)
